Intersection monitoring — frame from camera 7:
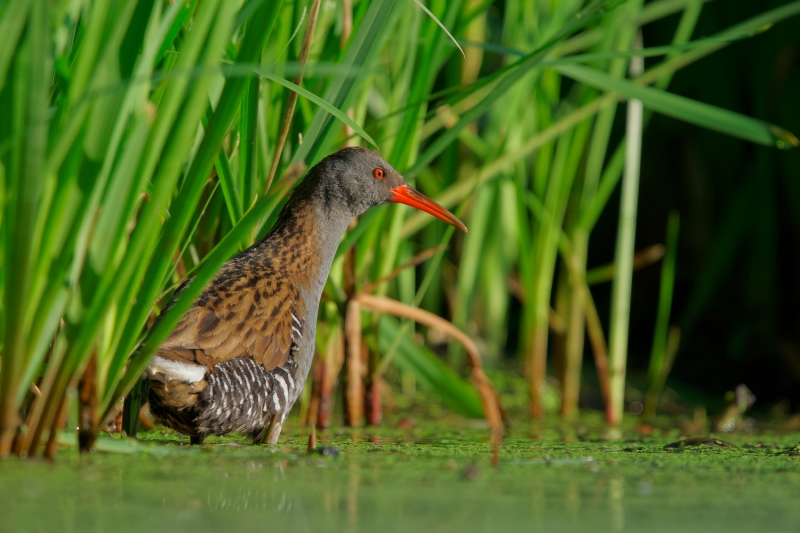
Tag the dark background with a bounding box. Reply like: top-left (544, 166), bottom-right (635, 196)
top-left (588, 0), bottom-right (800, 411)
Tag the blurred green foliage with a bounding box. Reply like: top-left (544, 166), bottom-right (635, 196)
top-left (0, 0), bottom-right (797, 456)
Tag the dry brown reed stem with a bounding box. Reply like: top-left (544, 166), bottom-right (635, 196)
top-left (77, 353), bottom-right (99, 453)
top-left (344, 299), bottom-right (364, 426)
top-left (264, 0), bottom-right (321, 192)
top-left (585, 243), bottom-right (665, 285)
top-left (354, 293), bottom-right (506, 454)
top-left (342, 215), bottom-right (363, 427)
top-left (21, 394), bottom-right (46, 457)
top-left (560, 273), bottom-right (582, 419)
top-left (308, 424), bottom-right (317, 451)
top-left (24, 351), bottom-right (71, 457)
top-left (316, 357), bottom-right (331, 429)
top-left (365, 365), bottom-right (382, 426)
top-left (0, 427), bottom-right (12, 458)
top-left (529, 325), bottom-right (548, 420)
top-left (363, 338), bottom-right (382, 426)
top-left (11, 327), bottom-right (58, 456)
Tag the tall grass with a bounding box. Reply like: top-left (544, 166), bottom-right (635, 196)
top-left (0, 0), bottom-right (797, 457)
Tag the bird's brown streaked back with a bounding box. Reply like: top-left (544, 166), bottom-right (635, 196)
top-left (155, 205), bottom-right (323, 373)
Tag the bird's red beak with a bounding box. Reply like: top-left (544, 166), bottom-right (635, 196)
top-left (389, 185), bottom-right (467, 232)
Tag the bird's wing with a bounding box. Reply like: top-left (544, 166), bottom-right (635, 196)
top-left (155, 276), bottom-right (299, 372)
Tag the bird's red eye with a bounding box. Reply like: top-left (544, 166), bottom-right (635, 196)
top-left (373, 168), bottom-right (385, 179)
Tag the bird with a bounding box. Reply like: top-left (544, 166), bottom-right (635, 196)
top-left (144, 147), bottom-right (467, 445)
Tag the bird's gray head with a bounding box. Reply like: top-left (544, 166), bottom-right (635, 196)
top-left (302, 147), bottom-right (467, 232)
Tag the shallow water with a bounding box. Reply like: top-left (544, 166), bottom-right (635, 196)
top-left (2, 429), bottom-right (799, 533)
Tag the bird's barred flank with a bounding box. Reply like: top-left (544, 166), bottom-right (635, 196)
top-left (198, 358), bottom-right (299, 437)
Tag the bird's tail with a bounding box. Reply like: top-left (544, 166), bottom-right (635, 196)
top-left (146, 355), bottom-right (208, 414)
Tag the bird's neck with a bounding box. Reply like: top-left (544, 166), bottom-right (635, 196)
top-left (255, 194), bottom-right (353, 306)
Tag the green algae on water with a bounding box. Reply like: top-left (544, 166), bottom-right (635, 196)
top-left (2, 427), bottom-right (800, 533)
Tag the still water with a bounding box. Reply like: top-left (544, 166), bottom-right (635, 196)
top-left (1, 431), bottom-right (799, 532)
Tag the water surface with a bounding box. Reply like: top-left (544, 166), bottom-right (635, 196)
top-left (2, 429), bottom-right (799, 532)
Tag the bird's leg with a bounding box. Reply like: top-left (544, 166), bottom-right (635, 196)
top-left (267, 420), bottom-right (284, 444)
top-left (190, 434), bottom-right (206, 445)
top-left (257, 413), bottom-right (283, 444)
